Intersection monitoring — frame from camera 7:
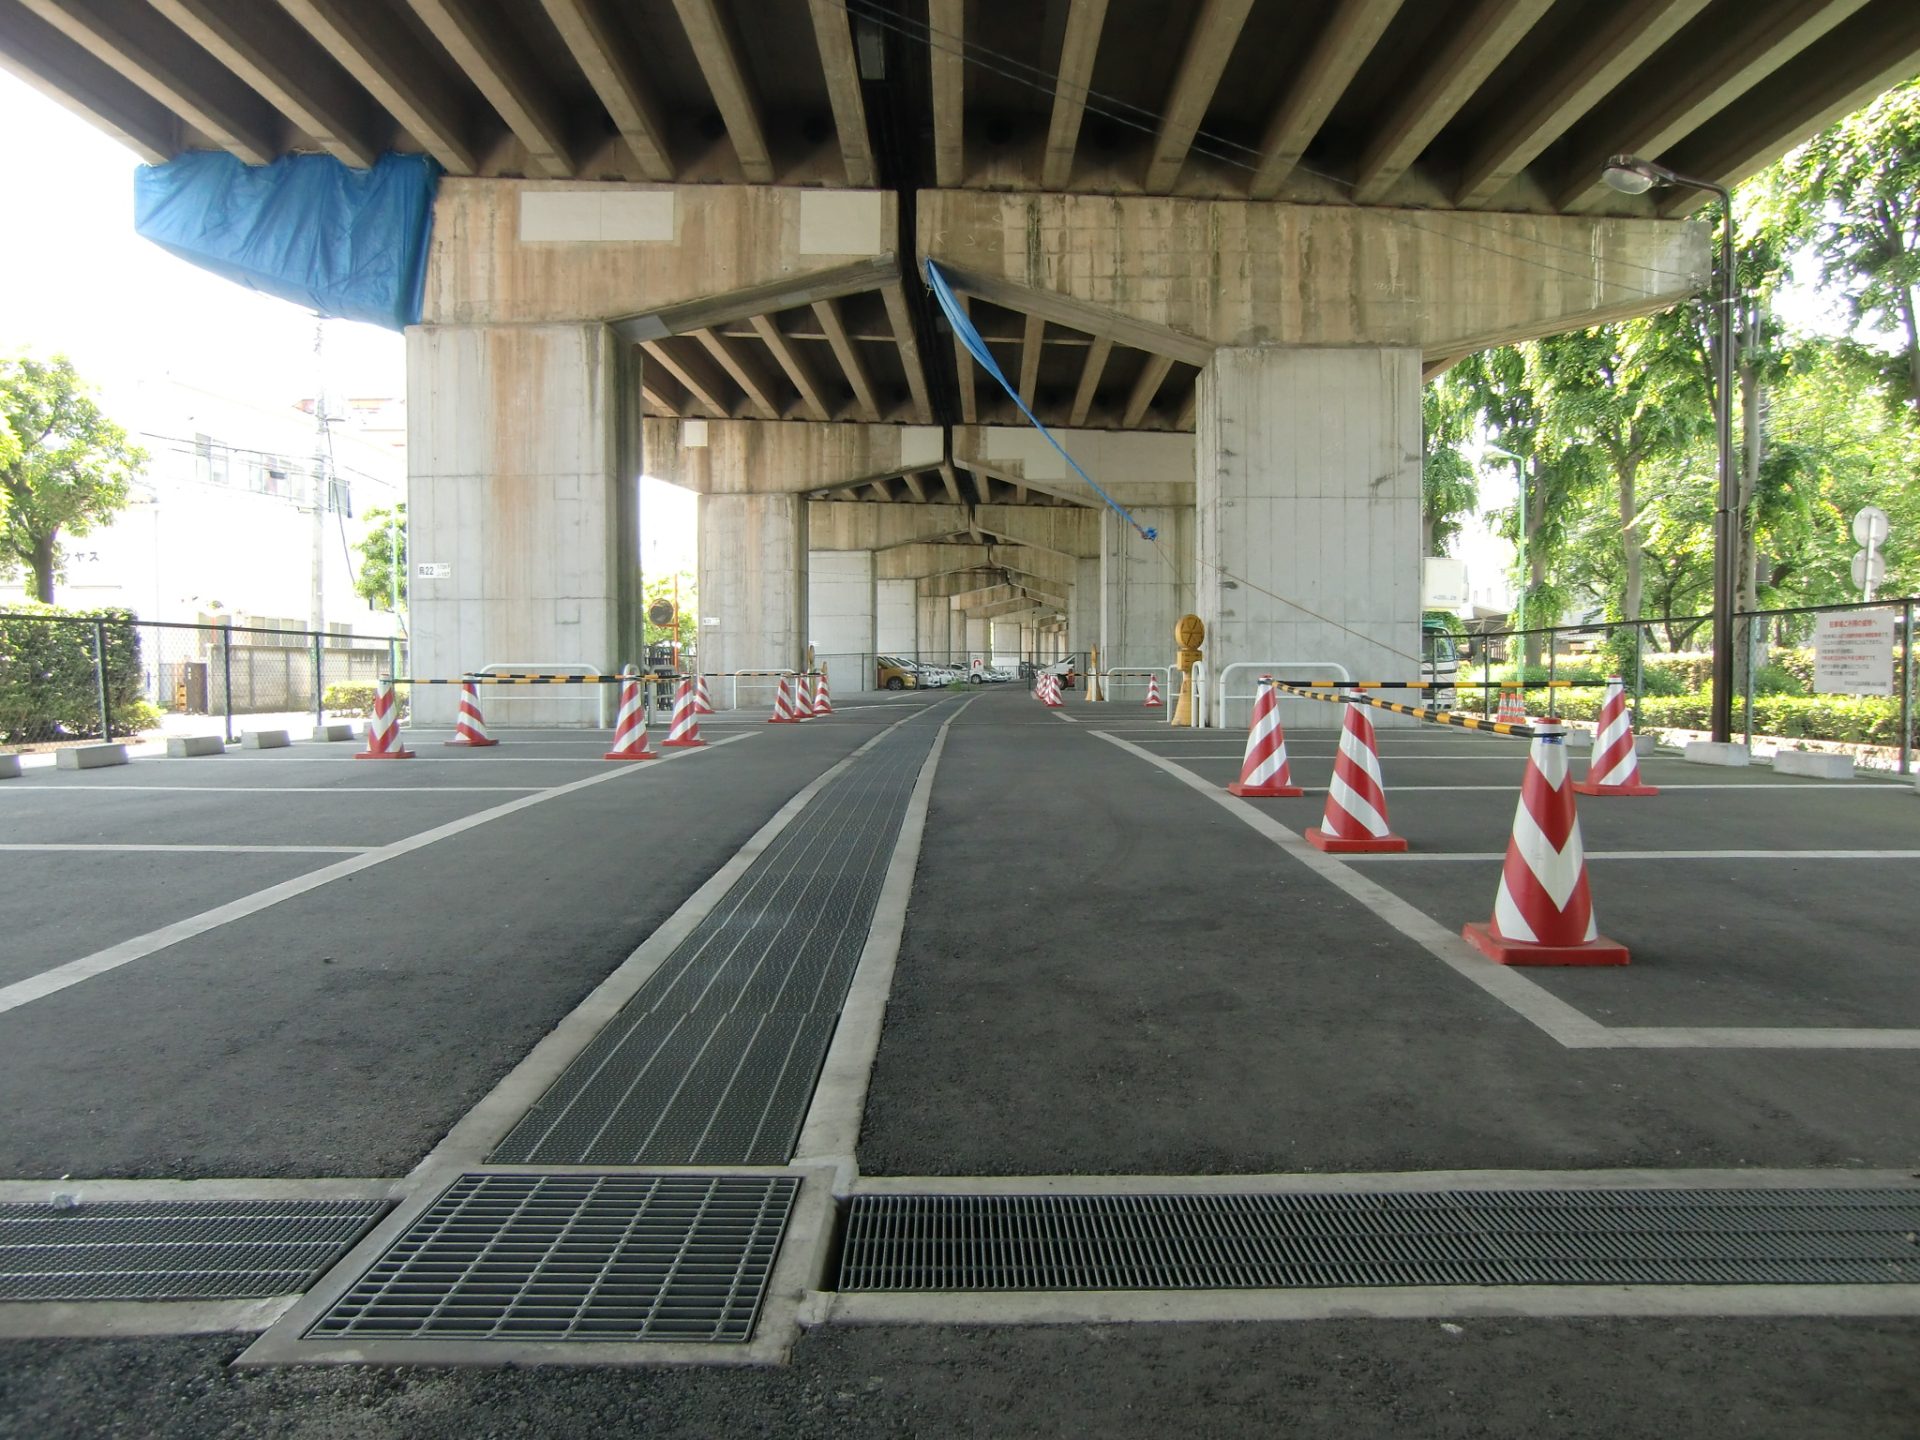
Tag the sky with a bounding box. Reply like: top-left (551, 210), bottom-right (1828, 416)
top-left (0, 71), bottom-right (696, 573)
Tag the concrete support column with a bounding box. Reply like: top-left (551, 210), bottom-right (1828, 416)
top-left (876, 578), bottom-right (915, 655)
top-left (408, 322), bottom-right (642, 726)
top-left (1196, 347), bottom-right (1421, 728)
top-left (1101, 506), bottom-right (1193, 671)
top-left (915, 593), bottom-right (948, 661)
top-left (808, 550), bottom-right (875, 688)
top-left (991, 619), bottom-right (1020, 666)
top-left (697, 493), bottom-right (808, 697)
top-left (946, 606), bottom-right (969, 664)
top-left (1071, 557), bottom-right (1099, 662)
top-left (965, 616), bottom-right (989, 660)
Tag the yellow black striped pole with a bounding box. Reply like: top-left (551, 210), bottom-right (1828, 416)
top-left (1270, 683), bottom-right (1541, 738)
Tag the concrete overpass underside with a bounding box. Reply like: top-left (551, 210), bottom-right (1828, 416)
top-left (4, 0), bottom-right (1917, 717)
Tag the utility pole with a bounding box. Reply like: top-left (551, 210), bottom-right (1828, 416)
top-left (310, 319), bottom-right (329, 640)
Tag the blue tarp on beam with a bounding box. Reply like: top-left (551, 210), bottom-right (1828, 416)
top-left (133, 151), bottom-right (439, 332)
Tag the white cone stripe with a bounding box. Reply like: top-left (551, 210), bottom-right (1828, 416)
top-left (1532, 742), bottom-right (1569, 789)
top-left (1337, 725), bottom-right (1383, 785)
top-left (1492, 875), bottom-right (1539, 942)
top-left (1328, 774), bottom-right (1388, 837)
top-left (1594, 752), bottom-right (1638, 787)
top-left (1509, 804), bottom-right (1585, 911)
top-left (1595, 710), bottom-right (1630, 750)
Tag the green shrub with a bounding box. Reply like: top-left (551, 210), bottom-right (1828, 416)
top-left (0, 604), bottom-right (145, 741)
top-left (1751, 662), bottom-right (1807, 696)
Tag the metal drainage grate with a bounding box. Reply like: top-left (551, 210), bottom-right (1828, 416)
top-left (837, 1189), bottom-right (1920, 1292)
top-left (309, 1173), bottom-right (801, 1343)
top-left (0, 1197), bottom-right (387, 1302)
top-left (490, 722), bottom-right (935, 1167)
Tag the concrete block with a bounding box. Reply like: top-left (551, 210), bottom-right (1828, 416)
top-left (1683, 741), bottom-right (1750, 768)
top-left (1563, 729), bottom-right (1592, 749)
top-left (0, 754), bottom-right (20, 778)
top-left (1771, 750), bottom-right (1853, 780)
top-left (311, 722), bottom-right (358, 742)
top-left (55, 744), bottom-right (128, 770)
top-left (1636, 734), bottom-right (1658, 756)
top-left (166, 735), bottom-right (225, 758)
top-left (240, 729), bottom-right (291, 750)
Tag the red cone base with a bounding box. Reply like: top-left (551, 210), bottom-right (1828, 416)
top-left (1304, 826), bottom-right (1406, 854)
top-left (1461, 921), bottom-right (1629, 967)
top-left (444, 735), bottom-right (497, 747)
top-left (602, 744), bottom-right (656, 760)
top-left (353, 750), bottom-right (415, 760)
top-left (1571, 779), bottom-right (1658, 796)
top-left (660, 736), bottom-right (706, 748)
top-left (1227, 779), bottom-right (1304, 797)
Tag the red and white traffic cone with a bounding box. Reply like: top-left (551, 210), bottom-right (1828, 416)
top-left (1463, 722), bottom-right (1628, 965)
top-left (1143, 673), bottom-right (1163, 708)
top-left (814, 665), bottom-right (834, 716)
top-left (793, 671), bottom-right (816, 719)
top-left (1573, 677), bottom-right (1657, 797)
top-left (659, 677), bottom-right (706, 748)
top-left (768, 674), bottom-right (799, 724)
top-left (1041, 674), bottom-right (1064, 708)
top-left (354, 677), bottom-right (415, 759)
top-left (1305, 702), bottom-right (1405, 853)
top-left (602, 667), bottom-right (657, 760)
top-left (1227, 677), bottom-right (1303, 797)
top-left (443, 680), bottom-right (498, 747)
top-left (692, 674), bottom-right (714, 715)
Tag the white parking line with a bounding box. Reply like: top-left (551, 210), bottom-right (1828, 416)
top-left (0, 843), bottom-right (372, 855)
top-left (1, 785), bottom-right (546, 794)
top-left (0, 735), bottom-right (753, 1016)
top-left (1344, 850), bottom-right (1920, 862)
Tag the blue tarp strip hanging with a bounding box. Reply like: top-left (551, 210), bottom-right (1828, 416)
top-left (133, 152), bottom-right (439, 332)
top-left (924, 260), bottom-right (1157, 541)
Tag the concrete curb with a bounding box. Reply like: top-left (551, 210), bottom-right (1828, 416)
top-left (1772, 750), bottom-right (1854, 780)
top-left (311, 722), bottom-right (357, 742)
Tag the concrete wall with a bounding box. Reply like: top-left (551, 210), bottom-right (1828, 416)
top-left (1101, 506), bottom-right (1193, 671)
top-left (1196, 347), bottom-right (1422, 730)
top-left (407, 322), bottom-right (640, 726)
top-left (697, 493), bottom-right (807, 696)
top-left (809, 549), bottom-right (875, 694)
top-left (876, 578), bottom-right (916, 655)
top-left (915, 594), bottom-right (949, 661)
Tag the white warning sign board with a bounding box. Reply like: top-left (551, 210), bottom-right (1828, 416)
top-left (1812, 609), bottom-right (1895, 696)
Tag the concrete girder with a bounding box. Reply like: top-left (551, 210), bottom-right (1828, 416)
top-left (805, 0), bottom-right (874, 187)
top-left (973, 505), bottom-right (1100, 560)
top-left (668, 0), bottom-right (772, 183)
top-left (921, 190), bottom-right (1709, 360)
top-left (919, 568), bottom-right (1068, 606)
top-left (1143, 0), bottom-right (1257, 192)
top-left (956, 427), bottom-right (1195, 511)
top-left (968, 597), bottom-right (1053, 622)
top-left (807, 503), bottom-right (975, 553)
top-left (422, 180), bottom-right (897, 329)
top-left (645, 418), bottom-right (945, 496)
top-left (875, 544), bottom-right (995, 581)
top-left (1040, 0), bottom-right (1108, 190)
top-left (0, 5), bottom-right (178, 163)
top-left (1248, 0), bottom-right (1404, 199)
top-left (538, 0), bottom-right (673, 181)
top-left (928, 0), bottom-right (963, 187)
top-left (408, 0), bottom-right (574, 177)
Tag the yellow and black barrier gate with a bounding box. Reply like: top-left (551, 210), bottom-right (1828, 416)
top-left (1268, 681), bottom-right (1543, 739)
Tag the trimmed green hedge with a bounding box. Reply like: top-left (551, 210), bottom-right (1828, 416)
top-left (322, 681), bottom-right (408, 719)
top-left (1463, 686), bottom-right (1907, 746)
top-left (0, 604), bottom-right (146, 742)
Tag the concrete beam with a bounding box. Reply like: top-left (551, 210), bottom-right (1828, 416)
top-left (19, 0), bottom-right (279, 163)
top-left (0, 5), bottom-right (177, 163)
top-left (422, 182), bottom-right (896, 327)
top-left (278, 0), bottom-right (477, 173)
top-left (1017, 312), bottom-right (1045, 409)
top-left (928, 0), bottom-right (963, 186)
top-left (1351, 0), bottom-right (1553, 204)
top-left (815, 296), bottom-right (882, 421)
top-left (152, 0), bottom-right (376, 167)
top-left (1122, 353), bottom-right (1174, 427)
top-left (921, 190), bottom-right (1708, 357)
top-left (1069, 336), bottom-right (1112, 427)
top-left (750, 314), bottom-right (833, 422)
top-left (1248, 0), bottom-right (1402, 199)
top-left (1553, 0), bottom-right (1863, 213)
top-left (539, 0), bottom-right (673, 180)
top-left (876, 544), bottom-right (995, 580)
top-left (669, 0), bottom-right (772, 183)
top-left (1041, 0), bottom-right (1108, 190)
top-left (974, 504), bottom-right (1100, 559)
top-left (957, 426), bottom-right (1195, 509)
top-left (951, 292), bottom-right (979, 424)
top-left (645, 418), bottom-right (944, 496)
top-left (1143, 0), bottom-right (1256, 192)
top-left (881, 282), bottom-right (934, 422)
top-left (693, 328), bottom-right (782, 419)
top-left (807, 0), bottom-right (874, 186)
top-left (809, 502), bottom-right (974, 552)
top-left (408, 0), bottom-right (574, 176)
top-left (1454, 0), bottom-right (1713, 207)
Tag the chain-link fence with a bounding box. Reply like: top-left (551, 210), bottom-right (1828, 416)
top-left (1, 610), bottom-right (407, 753)
top-left (1448, 597), bottom-right (1916, 774)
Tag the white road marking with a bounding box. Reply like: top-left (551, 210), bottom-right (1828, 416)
top-left (1, 785), bottom-right (546, 794)
top-left (0, 736), bottom-right (754, 1016)
top-left (1345, 850), bottom-right (1920, 862)
top-left (0, 843), bottom-right (372, 855)
top-left (1093, 730), bottom-right (1920, 1052)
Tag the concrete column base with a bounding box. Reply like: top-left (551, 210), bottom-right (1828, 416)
top-left (1683, 741), bottom-right (1750, 767)
top-left (56, 744), bottom-right (127, 770)
top-left (1772, 750), bottom-right (1854, 779)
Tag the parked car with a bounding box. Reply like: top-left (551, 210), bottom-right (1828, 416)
top-left (1037, 656), bottom-right (1077, 689)
top-left (967, 664), bottom-right (1013, 684)
top-left (876, 656), bottom-right (920, 691)
top-left (913, 662), bottom-right (959, 687)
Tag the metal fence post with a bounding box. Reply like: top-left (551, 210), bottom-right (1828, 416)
top-left (1743, 615), bottom-right (1756, 750)
top-left (92, 618), bottom-right (112, 740)
top-left (312, 632), bottom-right (324, 729)
top-left (1903, 598), bottom-right (1914, 777)
top-left (1632, 624), bottom-right (1644, 724)
top-left (222, 621), bottom-right (234, 743)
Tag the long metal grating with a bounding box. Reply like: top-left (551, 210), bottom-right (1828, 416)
top-left (0, 1197), bottom-right (387, 1302)
top-left (838, 1189), bottom-right (1920, 1291)
top-left (490, 719), bottom-right (937, 1166)
top-left (308, 1173), bottom-right (800, 1343)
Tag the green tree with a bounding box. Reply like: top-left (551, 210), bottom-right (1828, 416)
top-left (643, 570), bottom-right (697, 655)
top-left (353, 503), bottom-right (407, 612)
top-left (1422, 373), bottom-right (1478, 557)
top-left (0, 356), bottom-right (144, 603)
top-left (1772, 78), bottom-right (1920, 414)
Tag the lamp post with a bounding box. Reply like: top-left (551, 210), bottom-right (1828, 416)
top-left (1601, 154), bottom-right (1736, 743)
top-left (1485, 444), bottom-right (1529, 665)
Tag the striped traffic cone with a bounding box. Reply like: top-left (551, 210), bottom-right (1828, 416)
top-left (1143, 673), bottom-right (1163, 708)
top-left (1573, 677), bottom-right (1657, 797)
top-left (1463, 723), bottom-right (1628, 965)
top-left (443, 680), bottom-right (498, 747)
top-left (660, 677), bottom-right (706, 748)
top-left (1305, 702), bottom-right (1405, 853)
top-left (354, 677), bottom-right (415, 759)
top-left (692, 674), bottom-right (715, 715)
top-left (1041, 674), bottom-right (1064, 708)
top-left (768, 674), bottom-right (799, 724)
top-left (793, 671), bottom-right (816, 719)
top-left (814, 665), bottom-right (834, 715)
top-left (602, 667), bottom-right (657, 760)
top-left (1226, 677), bottom-right (1303, 797)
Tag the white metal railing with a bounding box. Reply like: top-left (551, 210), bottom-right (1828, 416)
top-left (474, 661), bottom-right (616, 726)
top-left (726, 669), bottom-right (797, 712)
top-left (1100, 667), bottom-right (1179, 722)
top-left (1191, 659), bottom-right (1208, 728)
top-left (1213, 661), bottom-right (1355, 730)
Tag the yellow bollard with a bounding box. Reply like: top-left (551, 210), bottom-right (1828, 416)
top-left (1172, 614), bottom-right (1204, 726)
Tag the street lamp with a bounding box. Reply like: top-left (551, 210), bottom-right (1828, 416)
top-left (1602, 154), bottom-right (1737, 744)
